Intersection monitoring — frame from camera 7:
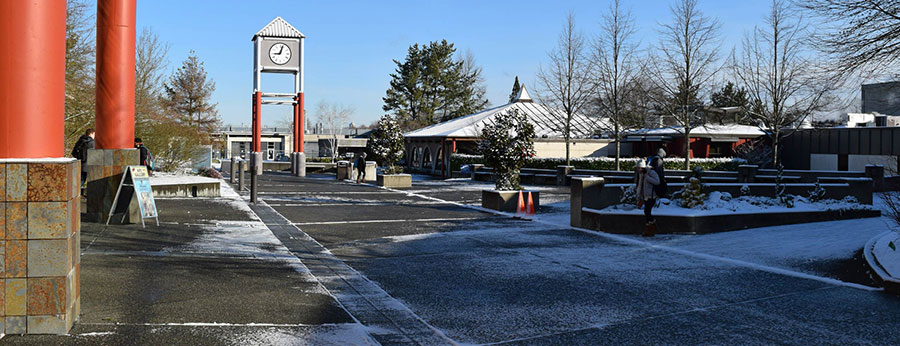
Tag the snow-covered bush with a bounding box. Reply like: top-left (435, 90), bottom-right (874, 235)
top-left (366, 114), bottom-right (406, 175)
top-left (740, 184), bottom-right (751, 196)
top-left (774, 163), bottom-right (793, 208)
top-left (808, 181), bottom-right (826, 202)
top-left (620, 185), bottom-right (637, 206)
top-left (680, 177), bottom-right (706, 208)
top-left (478, 108), bottom-right (535, 190)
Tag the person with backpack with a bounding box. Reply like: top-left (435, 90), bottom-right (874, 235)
top-left (355, 152), bottom-right (368, 183)
top-left (134, 138), bottom-right (153, 174)
top-left (636, 159), bottom-right (661, 237)
top-left (72, 128), bottom-right (95, 188)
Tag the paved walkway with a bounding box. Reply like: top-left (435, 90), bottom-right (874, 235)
top-left (4, 172), bottom-right (900, 345)
top-left (254, 173), bottom-right (900, 345)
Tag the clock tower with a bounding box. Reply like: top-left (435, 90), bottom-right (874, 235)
top-left (250, 17), bottom-right (307, 190)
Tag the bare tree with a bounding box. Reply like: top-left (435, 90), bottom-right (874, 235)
top-left (798, 0), bottom-right (900, 78)
top-left (592, 0), bottom-right (644, 170)
top-left (64, 0), bottom-right (96, 150)
top-left (135, 27), bottom-right (169, 126)
top-left (537, 12), bottom-right (596, 166)
top-left (732, 0), bottom-right (835, 167)
top-left (650, 0), bottom-right (721, 170)
top-left (315, 101), bottom-right (354, 162)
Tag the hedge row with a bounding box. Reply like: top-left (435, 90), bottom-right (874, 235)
top-left (450, 154), bottom-right (747, 172)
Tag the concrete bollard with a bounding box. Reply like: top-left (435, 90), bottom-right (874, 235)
top-left (570, 177), bottom-right (605, 228)
top-left (557, 165), bottom-right (575, 186)
top-left (238, 160), bottom-right (245, 192)
top-left (471, 164), bottom-right (485, 180)
top-left (738, 164), bottom-right (759, 183)
top-left (865, 164), bottom-right (885, 192)
top-left (230, 157), bottom-right (237, 184)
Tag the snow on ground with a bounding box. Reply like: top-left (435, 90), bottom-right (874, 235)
top-left (226, 324), bottom-right (378, 346)
top-left (873, 232), bottom-right (900, 278)
top-left (150, 172), bottom-right (220, 186)
top-left (413, 178), bottom-right (892, 282)
top-left (595, 192), bottom-right (873, 217)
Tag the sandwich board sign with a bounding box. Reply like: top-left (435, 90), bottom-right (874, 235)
top-left (106, 165), bottom-right (159, 227)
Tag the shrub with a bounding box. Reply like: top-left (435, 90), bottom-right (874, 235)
top-left (451, 154), bottom-right (746, 172)
top-left (366, 114), bottom-right (406, 174)
top-left (478, 108), bottom-right (535, 190)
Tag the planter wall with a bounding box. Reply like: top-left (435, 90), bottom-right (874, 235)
top-left (377, 174), bottom-right (412, 188)
top-left (482, 190), bottom-right (540, 213)
top-left (581, 208), bottom-right (881, 235)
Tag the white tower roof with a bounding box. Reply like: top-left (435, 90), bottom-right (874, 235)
top-left (514, 85), bottom-right (533, 103)
top-left (253, 17), bottom-right (305, 40)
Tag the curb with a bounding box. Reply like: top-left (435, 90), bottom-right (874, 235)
top-left (863, 231), bottom-right (900, 294)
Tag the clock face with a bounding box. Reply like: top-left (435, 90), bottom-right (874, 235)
top-left (268, 42), bottom-right (291, 65)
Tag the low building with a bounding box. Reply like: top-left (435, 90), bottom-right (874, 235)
top-left (844, 112), bottom-right (900, 128)
top-left (624, 124), bottom-right (766, 158)
top-left (403, 86), bottom-right (616, 177)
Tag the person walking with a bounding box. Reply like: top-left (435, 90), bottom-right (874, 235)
top-left (72, 128), bottom-right (95, 190)
top-left (355, 152), bottom-right (368, 183)
top-left (637, 158), bottom-right (661, 237)
top-left (649, 148), bottom-right (668, 198)
top-left (134, 138), bottom-right (153, 173)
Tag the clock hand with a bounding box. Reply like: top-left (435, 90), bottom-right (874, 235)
top-left (278, 46), bottom-right (284, 54)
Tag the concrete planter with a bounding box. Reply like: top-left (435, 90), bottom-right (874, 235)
top-left (481, 190), bottom-right (540, 213)
top-left (581, 208), bottom-right (881, 235)
top-left (377, 174), bottom-right (412, 188)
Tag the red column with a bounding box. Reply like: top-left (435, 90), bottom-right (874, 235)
top-left (252, 92), bottom-right (262, 152)
top-left (0, 0), bottom-right (66, 158)
top-left (95, 0), bottom-right (136, 149)
top-left (294, 93), bottom-right (305, 153)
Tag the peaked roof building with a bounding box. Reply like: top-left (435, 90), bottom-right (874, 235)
top-left (404, 85), bottom-right (598, 139)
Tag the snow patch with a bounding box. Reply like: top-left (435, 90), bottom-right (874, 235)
top-left (872, 231), bottom-right (900, 278)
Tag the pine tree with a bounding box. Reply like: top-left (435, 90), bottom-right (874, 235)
top-left (383, 40), bottom-right (489, 130)
top-left (509, 76), bottom-right (521, 103)
top-left (162, 51), bottom-right (220, 134)
top-left (366, 114), bottom-right (406, 174)
top-left (709, 82), bottom-right (750, 125)
top-left (774, 163), bottom-right (794, 207)
top-left (478, 108), bottom-right (536, 190)
top-left (680, 177), bottom-right (706, 208)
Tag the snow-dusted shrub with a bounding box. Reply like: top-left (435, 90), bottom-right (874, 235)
top-left (808, 181), bottom-right (826, 202)
top-left (478, 108), bottom-right (535, 190)
top-left (740, 184), bottom-right (751, 196)
top-left (620, 185), bottom-right (637, 206)
top-left (774, 163), bottom-right (793, 208)
top-left (366, 114), bottom-right (406, 175)
top-left (680, 177), bottom-right (706, 208)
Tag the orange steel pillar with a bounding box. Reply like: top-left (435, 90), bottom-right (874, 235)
top-left (95, 0), bottom-right (136, 149)
top-left (0, 0), bottom-right (67, 158)
top-left (294, 93), bottom-right (305, 152)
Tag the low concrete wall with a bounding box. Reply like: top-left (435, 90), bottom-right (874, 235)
top-left (582, 208), bottom-right (881, 235)
top-left (377, 174), bottom-right (412, 188)
top-left (482, 190), bottom-right (540, 213)
top-left (151, 182), bottom-right (221, 198)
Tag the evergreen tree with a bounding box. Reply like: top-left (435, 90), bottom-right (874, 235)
top-left (709, 82), bottom-right (750, 125)
top-left (509, 76), bottom-right (521, 103)
top-left (477, 108), bottom-right (536, 191)
top-left (383, 40), bottom-right (489, 130)
top-left (366, 114), bottom-right (406, 174)
top-left (163, 51), bottom-right (220, 134)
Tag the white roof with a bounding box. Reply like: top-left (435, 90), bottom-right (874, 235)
top-left (404, 98), bottom-right (599, 139)
top-left (254, 17), bottom-right (305, 40)
top-left (629, 124), bottom-right (766, 137)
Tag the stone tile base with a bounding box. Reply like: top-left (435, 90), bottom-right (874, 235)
top-left (0, 159), bottom-right (81, 334)
top-left (85, 149), bottom-right (140, 223)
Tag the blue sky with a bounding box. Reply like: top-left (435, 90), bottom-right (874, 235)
top-left (126, 0), bottom-right (771, 127)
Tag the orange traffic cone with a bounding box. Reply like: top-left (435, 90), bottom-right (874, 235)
top-left (517, 191), bottom-right (526, 214)
top-left (527, 192), bottom-right (535, 215)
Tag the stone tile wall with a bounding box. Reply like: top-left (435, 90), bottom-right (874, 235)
top-left (0, 159), bottom-right (80, 334)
